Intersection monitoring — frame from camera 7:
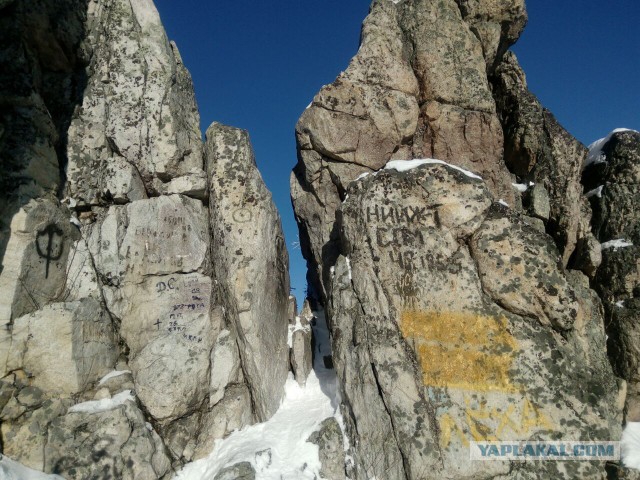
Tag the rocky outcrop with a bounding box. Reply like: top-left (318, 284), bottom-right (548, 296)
top-left (205, 123), bottom-right (290, 421)
top-left (0, 0), bottom-right (290, 476)
top-left (292, 0), bottom-right (596, 303)
top-left (329, 162), bottom-right (621, 479)
top-left (289, 301), bottom-right (313, 387)
top-left (64, 0), bottom-right (204, 206)
top-left (492, 51), bottom-right (599, 271)
top-left (292, 0), bottom-right (528, 301)
top-left (584, 130), bottom-right (640, 422)
top-left (307, 417), bottom-right (346, 480)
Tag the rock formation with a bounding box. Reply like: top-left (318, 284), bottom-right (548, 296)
top-left (1, 0), bottom-right (637, 478)
top-left (328, 162), bottom-right (621, 478)
top-left (584, 131), bottom-right (640, 425)
top-left (291, 0), bottom-right (634, 478)
top-left (0, 0), bottom-right (290, 477)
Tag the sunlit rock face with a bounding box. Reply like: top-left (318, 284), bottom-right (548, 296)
top-left (0, 0), bottom-right (290, 475)
top-left (328, 163), bottom-right (622, 479)
top-left (291, 2), bottom-right (629, 477)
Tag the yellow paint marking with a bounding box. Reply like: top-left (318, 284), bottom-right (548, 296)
top-left (400, 311), bottom-right (519, 392)
top-left (439, 397), bottom-right (555, 449)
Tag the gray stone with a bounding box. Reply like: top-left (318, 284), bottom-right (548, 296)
top-left (194, 385), bottom-right (254, 461)
top-left (290, 326), bottom-right (313, 387)
top-left (292, 0), bottom-right (521, 301)
top-left (45, 400), bottom-right (171, 480)
top-left (586, 130), bottom-right (640, 421)
top-left (3, 298), bottom-right (117, 395)
top-left (492, 51), bottom-right (594, 269)
top-left (209, 329), bottom-right (242, 407)
top-left (65, 0), bottom-right (204, 206)
top-left (307, 417), bottom-right (346, 480)
top-left (529, 183), bottom-right (551, 220)
top-left (1, 398), bottom-right (71, 471)
top-left (455, 0), bottom-right (527, 71)
top-left (214, 462), bottom-right (256, 480)
top-left (206, 123), bottom-right (290, 421)
top-left (327, 163), bottom-right (621, 479)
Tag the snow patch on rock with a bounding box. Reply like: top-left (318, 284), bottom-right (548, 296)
top-left (68, 390), bottom-right (135, 414)
top-left (585, 128), bottom-right (638, 169)
top-left (384, 158), bottom-right (483, 180)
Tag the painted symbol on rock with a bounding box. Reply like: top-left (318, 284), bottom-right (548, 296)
top-left (232, 208), bottom-right (252, 223)
top-left (35, 224), bottom-right (64, 279)
top-left (399, 311), bottom-right (519, 393)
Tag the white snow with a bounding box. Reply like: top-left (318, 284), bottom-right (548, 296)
top-left (0, 455), bottom-right (64, 480)
top-left (69, 216), bottom-right (82, 228)
top-left (585, 185), bottom-right (604, 198)
top-left (601, 239), bottom-right (634, 251)
top-left (512, 183), bottom-right (529, 193)
top-left (622, 422), bottom-right (640, 470)
top-left (384, 158), bottom-right (483, 180)
top-left (98, 369), bottom-right (131, 386)
top-left (585, 128), bottom-right (638, 169)
top-left (615, 300), bottom-right (626, 308)
top-left (68, 390), bottom-right (135, 414)
top-left (287, 316), bottom-right (311, 348)
top-left (175, 310), bottom-right (344, 480)
top-left (345, 257), bottom-right (352, 281)
top-left (497, 199), bottom-right (509, 207)
top-left (355, 172), bottom-right (371, 181)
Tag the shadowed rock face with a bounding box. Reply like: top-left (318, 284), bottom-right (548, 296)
top-left (584, 131), bottom-right (640, 423)
top-left (329, 163), bottom-right (621, 479)
top-left (0, 0), bottom-right (290, 475)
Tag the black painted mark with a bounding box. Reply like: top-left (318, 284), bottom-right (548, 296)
top-left (156, 277), bottom-right (176, 293)
top-left (35, 224), bottom-right (64, 279)
top-left (232, 208), bottom-right (252, 223)
top-left (154, 319), bottom-right (161, 330)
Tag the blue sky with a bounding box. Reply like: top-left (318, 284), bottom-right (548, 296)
top-left (154, 0), bottom-right (639, 306)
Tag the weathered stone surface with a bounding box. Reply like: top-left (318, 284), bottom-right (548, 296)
top-left (585, 130), bottom-right (640, 420)
top-left (1, 397), bottom-right (71, 472)
top-left (307, 417), bottom-right (345, 480)
top-left (0, 0), bottom-right (291, 476)
top-left (83, 195), bottom-right (218, 425)
top-left (292, 0), bottom-right (519, 301)
top-left (290, 310), bottom-right (313, 387)
top-left (213, 461), bottom-right (256, 480)
top-left (492, 51), bottom-right (596, 269)
top-left (455, 0), bottom-right (527, 71)
top-left (193, 385), bottom-right (253, 461)
top-left (209, 329), bottom-right (242, 407)
top-left (65, 0), bottom-right (204, 206)
top-left (328, 163), bottom-right (621, 479)
top-left (3, 298), bottom-right (117, 395)
top-left (0, 199), bottom-right (80, 325)
top-left (206, 123), bottom-right (290, 421)
top-left (45, 400), bottom-right (171, 480)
